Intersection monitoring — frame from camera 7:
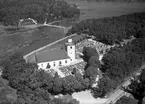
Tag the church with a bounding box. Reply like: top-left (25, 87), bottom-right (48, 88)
top-left (36, 39), bottom-right (76, 70)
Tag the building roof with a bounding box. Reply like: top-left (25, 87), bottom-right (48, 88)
top-left (36, 49), bottom-right (70, 63)
top-left (18, 33), bottom-right (87, 63)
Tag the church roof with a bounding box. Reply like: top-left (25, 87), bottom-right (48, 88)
top-left (36, 49), bottom-right (70, 63)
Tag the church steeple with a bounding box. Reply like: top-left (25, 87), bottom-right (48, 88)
top-left (66, 39), bottom-right (76, 61)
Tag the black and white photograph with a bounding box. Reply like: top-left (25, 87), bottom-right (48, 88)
top-left (0, 0), bottom-right (145, 104)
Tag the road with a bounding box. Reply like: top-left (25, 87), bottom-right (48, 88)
top-left (104, 63), bottom-right (145, 104)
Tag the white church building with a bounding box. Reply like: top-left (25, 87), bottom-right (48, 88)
top-left (36, 39), bottom-right (76, 70)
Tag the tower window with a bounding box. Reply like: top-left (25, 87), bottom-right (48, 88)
top-left (53, 62), bottom-right (55, 67)
top-left (70, 46), bottom-right (72, 49)
top-left (59, 61), bottom-right (62, 66)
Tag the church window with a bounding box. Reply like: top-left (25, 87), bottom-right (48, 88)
top-left (53, 62), bottom-right (55, 67)
top-left (70, 46), bottom-right (72, 49)
top-left (59, 61), bottom-right (62, 66)
top-left (65, 60), bottom-right (67, 63)
top-left (47, 63), bottom-right (50, 68)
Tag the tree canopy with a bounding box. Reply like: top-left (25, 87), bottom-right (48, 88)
top-left (134, 27), bottom-right (145, 38)
top-left (0, 52), bottom-right (92, 104)
top-left (0, 0), bottom-right (80, 26)
top-left (67, 12), bottom-right (145, 99)
top-left (122, 69), bottom-right (145, 104)
top-left (82, 47), bottom-right (100, 80)
top-left (115, 96), bottom-right (143, 104)
top-left (68, 12), bottom-right (145, 45)
top-left (91, 74), bottom-right (112, 98)
top-left (82, 47), bottom-right (99, 63)
top-left (91, 37), bottom-right (145, 98)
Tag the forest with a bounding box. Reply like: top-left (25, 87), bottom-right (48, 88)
top-left (115, 67), bottom-right (145, 104)
top-left (91, 37), bottom-right (145, 98)
top-left (67, 12), bottom-right (145, 45)
top-left (115, 96), bottom-right (140, 104)
top-left (0, 52), bottom-right (93, 104)
top-left (67, 11), bottom-right (145, 100)
top-left (0, 0), bottom-right (80, 26)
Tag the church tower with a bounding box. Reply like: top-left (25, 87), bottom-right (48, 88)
top-left (66, 39), bottom-right (75, 61)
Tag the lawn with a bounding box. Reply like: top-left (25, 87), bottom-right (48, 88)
top-left (0, 25), bottom-right (66, 58)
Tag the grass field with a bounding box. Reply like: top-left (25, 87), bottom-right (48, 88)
top-left (0, 25), bottom-right (66, 58)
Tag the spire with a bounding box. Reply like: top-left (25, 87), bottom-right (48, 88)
top-left (66, 38), bottom-right (74, 46)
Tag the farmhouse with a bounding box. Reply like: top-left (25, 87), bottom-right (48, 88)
top-left (18, 18), bottom-right (37, 26)
top-left (36, 39), bottom-right (76, 70)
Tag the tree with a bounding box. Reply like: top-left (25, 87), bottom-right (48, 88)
top-left (35, 88), bottom-right (51, 101)
top-left (74, 73), bottom-right (90, 89)
top-left (34, 70), bottom-right (54, 91)
top-left (134, 27), bottom-right (145, 38)
top-left (91, 74), bottom-right (112, 98)
top-left (82, 47), bottom-right (98, 62)
top-left (121, 69), bottom-right (145, 104)
top-left (69, 99), bottom-right (80, 104)
top-left (0, 77), bottom-right (18, 104)
top-left (139, 68), bottom-right (145, 84)
top-left (53, 75), bottom-right (63, 94)
top-left (85, 66), bottom-right (99, 79)
top-left (88, 55), bottom-right (100, 68)
top-left (115, 96), bottom-right (138, 104)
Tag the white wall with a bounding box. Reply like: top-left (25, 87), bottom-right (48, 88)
top-left (67, 45), bottom-right (76, 61)
top-left (38, 58), bottom-right (71, 70)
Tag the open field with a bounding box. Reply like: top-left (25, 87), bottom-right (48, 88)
top-left (0, 26), bottom-right (66, 57)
